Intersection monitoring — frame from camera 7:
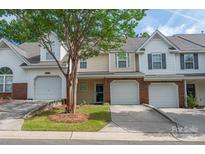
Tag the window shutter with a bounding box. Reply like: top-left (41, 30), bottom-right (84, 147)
top-left (194, 53), bottom-right (199, 69)
top-left (162, 53), bottom-right (166, 69)
top-left (148, 54), bottom-right (152, 70)
top-left (127, 53), bottom-right (130, 67)
top-left (180, 54), bottom-right (184, 70)
top-left (115, 53), bottom-right (118, 68)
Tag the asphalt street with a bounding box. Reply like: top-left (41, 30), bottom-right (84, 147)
top-left (0, 139), bottom-right (205, 145)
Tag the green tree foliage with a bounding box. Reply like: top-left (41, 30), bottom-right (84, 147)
top-left (0, 10), bottom-right (147, 113)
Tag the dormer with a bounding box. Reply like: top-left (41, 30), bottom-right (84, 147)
top-left (40, 33), bottom-right (66, 61)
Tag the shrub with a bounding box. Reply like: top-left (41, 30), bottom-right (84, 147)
top-left (187, 95), bottom-right (199, 108)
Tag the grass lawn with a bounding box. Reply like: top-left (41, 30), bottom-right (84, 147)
top-left (22, 104), bottom-right (111, 131)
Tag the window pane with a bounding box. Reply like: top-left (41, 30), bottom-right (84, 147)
top-left (0, 67), bottom-right (13, 74)
top-left (184, 54), bottom-right (194, 69)
top-left (118, 61), bottom-right (127, 68)
top-left (5, 76), bottom-right (12, 84)
top-left (152, 54), bottom-right (161, 62)
top-left (153, 62), bottom-right (162, 69)
top-left (185, 62), bottom-right (193, 69)
top-left (0, 84), bottom-right (3, 92)
top-left (5, 84), bottom-right (12, 92)
top-left (46, 52), bottom-right (55, 60)
top-left (80, 62), bottom-right (87, 69)
top-left (185, 54), bottom-right (193, 62)
top-left (0, 76), bottom-right (3, 84)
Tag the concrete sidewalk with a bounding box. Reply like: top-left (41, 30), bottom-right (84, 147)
top-left (0, 131), bottom-right (205, 142)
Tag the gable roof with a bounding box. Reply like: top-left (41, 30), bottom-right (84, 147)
top-left (136, 30), bottom-right (180, 52)
top-left (0, 38), bottom-right (30, 64)
top-left (18, 42), bottom-right (41, 58)
top-left (167, 34), bottom-right (205, 51)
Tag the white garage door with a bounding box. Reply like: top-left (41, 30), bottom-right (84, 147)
top-left (110, 80), bottom-right (139, 105)
top-left (35, 76), bottom-right (62, 100)
top-left (149, 83), bottom-right (178, 108)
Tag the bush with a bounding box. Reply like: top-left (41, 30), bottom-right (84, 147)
top-left (187, 95), bottom-right (199, 108)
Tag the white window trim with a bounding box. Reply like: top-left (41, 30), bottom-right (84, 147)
top-left (0, 74), bottom-right (13, 93)
top-left (80, 59), bottom-right (87, 69)
top-left (184, 54), bottom-right (194, 70)
top-left (117, 53), bottom-right (129, 68)
top-left (152, 53), bottom-right (162, 69)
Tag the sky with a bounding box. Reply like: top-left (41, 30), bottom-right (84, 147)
top-left (135, 9), bottom-right (205, 36)
top-left (1, 9), bottom-right (205, 36)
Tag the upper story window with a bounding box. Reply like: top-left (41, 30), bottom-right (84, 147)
top-left (46, 51), bottom-right (55, 61)
top-left (184, 54), bottom-right (194, 69)
top-left (116, 53), bottom-right (129, 68)
top-left (0, 67), bottom-right (13, 93)
top-left (80, 59), bottom-right (87, 69)
top-left (148, 53), bottom-right (166, 70)
top-left (152, 53), bottom-right (162, 69)
top-left (180, 53), bottom-right (198, 70)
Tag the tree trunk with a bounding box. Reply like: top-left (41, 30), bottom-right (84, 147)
top-left (72, 74), bottom-right (78, 114)
top-left (65, 77), bottom-right (72, 113)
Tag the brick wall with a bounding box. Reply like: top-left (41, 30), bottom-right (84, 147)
top-left (12, 83), bottom-right (28, 100)
top-left (0, 93), bottom-right (12, 99)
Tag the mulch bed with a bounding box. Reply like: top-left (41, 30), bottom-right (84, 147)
top-left (48, 112), bottom-right (89, 123)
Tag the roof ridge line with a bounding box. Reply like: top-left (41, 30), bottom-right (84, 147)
top-left (177, 35), bottom-right (205, 48)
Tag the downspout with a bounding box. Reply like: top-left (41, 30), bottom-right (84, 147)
top-left (184, 80), bottom-right (187, 107)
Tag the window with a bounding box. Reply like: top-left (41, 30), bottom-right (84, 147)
top-left (184, 54), bottom-right (194, 69)
top-left (80, 81), bottom-right (88, 92)
top-left (0, 67), bottom-right (13, 93)
top-left (152, 53), bottom-right (162, 69)
top-left (187, 84), bottom-right (195, 97)
top-left (46, 52), bottom-right (55, 61)
top-left (80, 59), bottom-right (87, 69)
top-left (117, 53), bottom-right (128, 68)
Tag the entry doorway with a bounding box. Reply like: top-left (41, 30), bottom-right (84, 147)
top-left (95, 84), bottom-right (104, 103)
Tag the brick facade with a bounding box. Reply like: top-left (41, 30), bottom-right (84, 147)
top-left (12, 83), bottom-right (28, 100)
top-left (103, 78), bottom-right (185, 108)
top-left (0, 93), bottom-right (12, 99)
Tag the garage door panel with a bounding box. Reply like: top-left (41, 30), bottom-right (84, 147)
top-left (35, 76), bottom-right (62, 100)
top-left (149, 84), bottom-right (178, 108)
top-left (111, 80), bottom-right (139, 105)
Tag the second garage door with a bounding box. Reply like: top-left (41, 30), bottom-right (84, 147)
top-left (110, 80), bottom-right (139, 105)
top-left (34, 76), bottom-right (62, 100)
top-left (149, 83), bottom-right (178, 108)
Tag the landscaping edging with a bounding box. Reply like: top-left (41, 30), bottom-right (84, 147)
top-left (23, 101), bottom-right (63, 119)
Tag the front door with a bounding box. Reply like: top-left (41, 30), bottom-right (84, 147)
top-left (96, 84), bottom-right (104, 103)
top-left (187, 84), bottom-right (196, 97)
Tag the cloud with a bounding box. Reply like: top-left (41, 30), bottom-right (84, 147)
top-left (158, 24), bottom-right (186, 35)
top-left (185, 26), bottom-right (197, 34)
top-left (141, 25), bottom-right (155, 35)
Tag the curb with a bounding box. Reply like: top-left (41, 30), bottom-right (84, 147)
top-left (23, 101), bottom-right (62, 119)
top-left (143, 104), bottom-right (180, 127)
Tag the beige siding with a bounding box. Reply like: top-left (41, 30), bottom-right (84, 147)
top-left (77, 54), bottom-right (109, 72)
top-left (109, 52), bottom-right (137, 72)
top-left (77, 79), bottom-right (104, 104)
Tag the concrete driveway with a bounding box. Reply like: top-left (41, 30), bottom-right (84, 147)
top-left (160, 108), bottom-right (205, 134)
top-left (0, 101), bottom-right (48, 130)
top-left (101, 105), bottom-right (175, 133)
